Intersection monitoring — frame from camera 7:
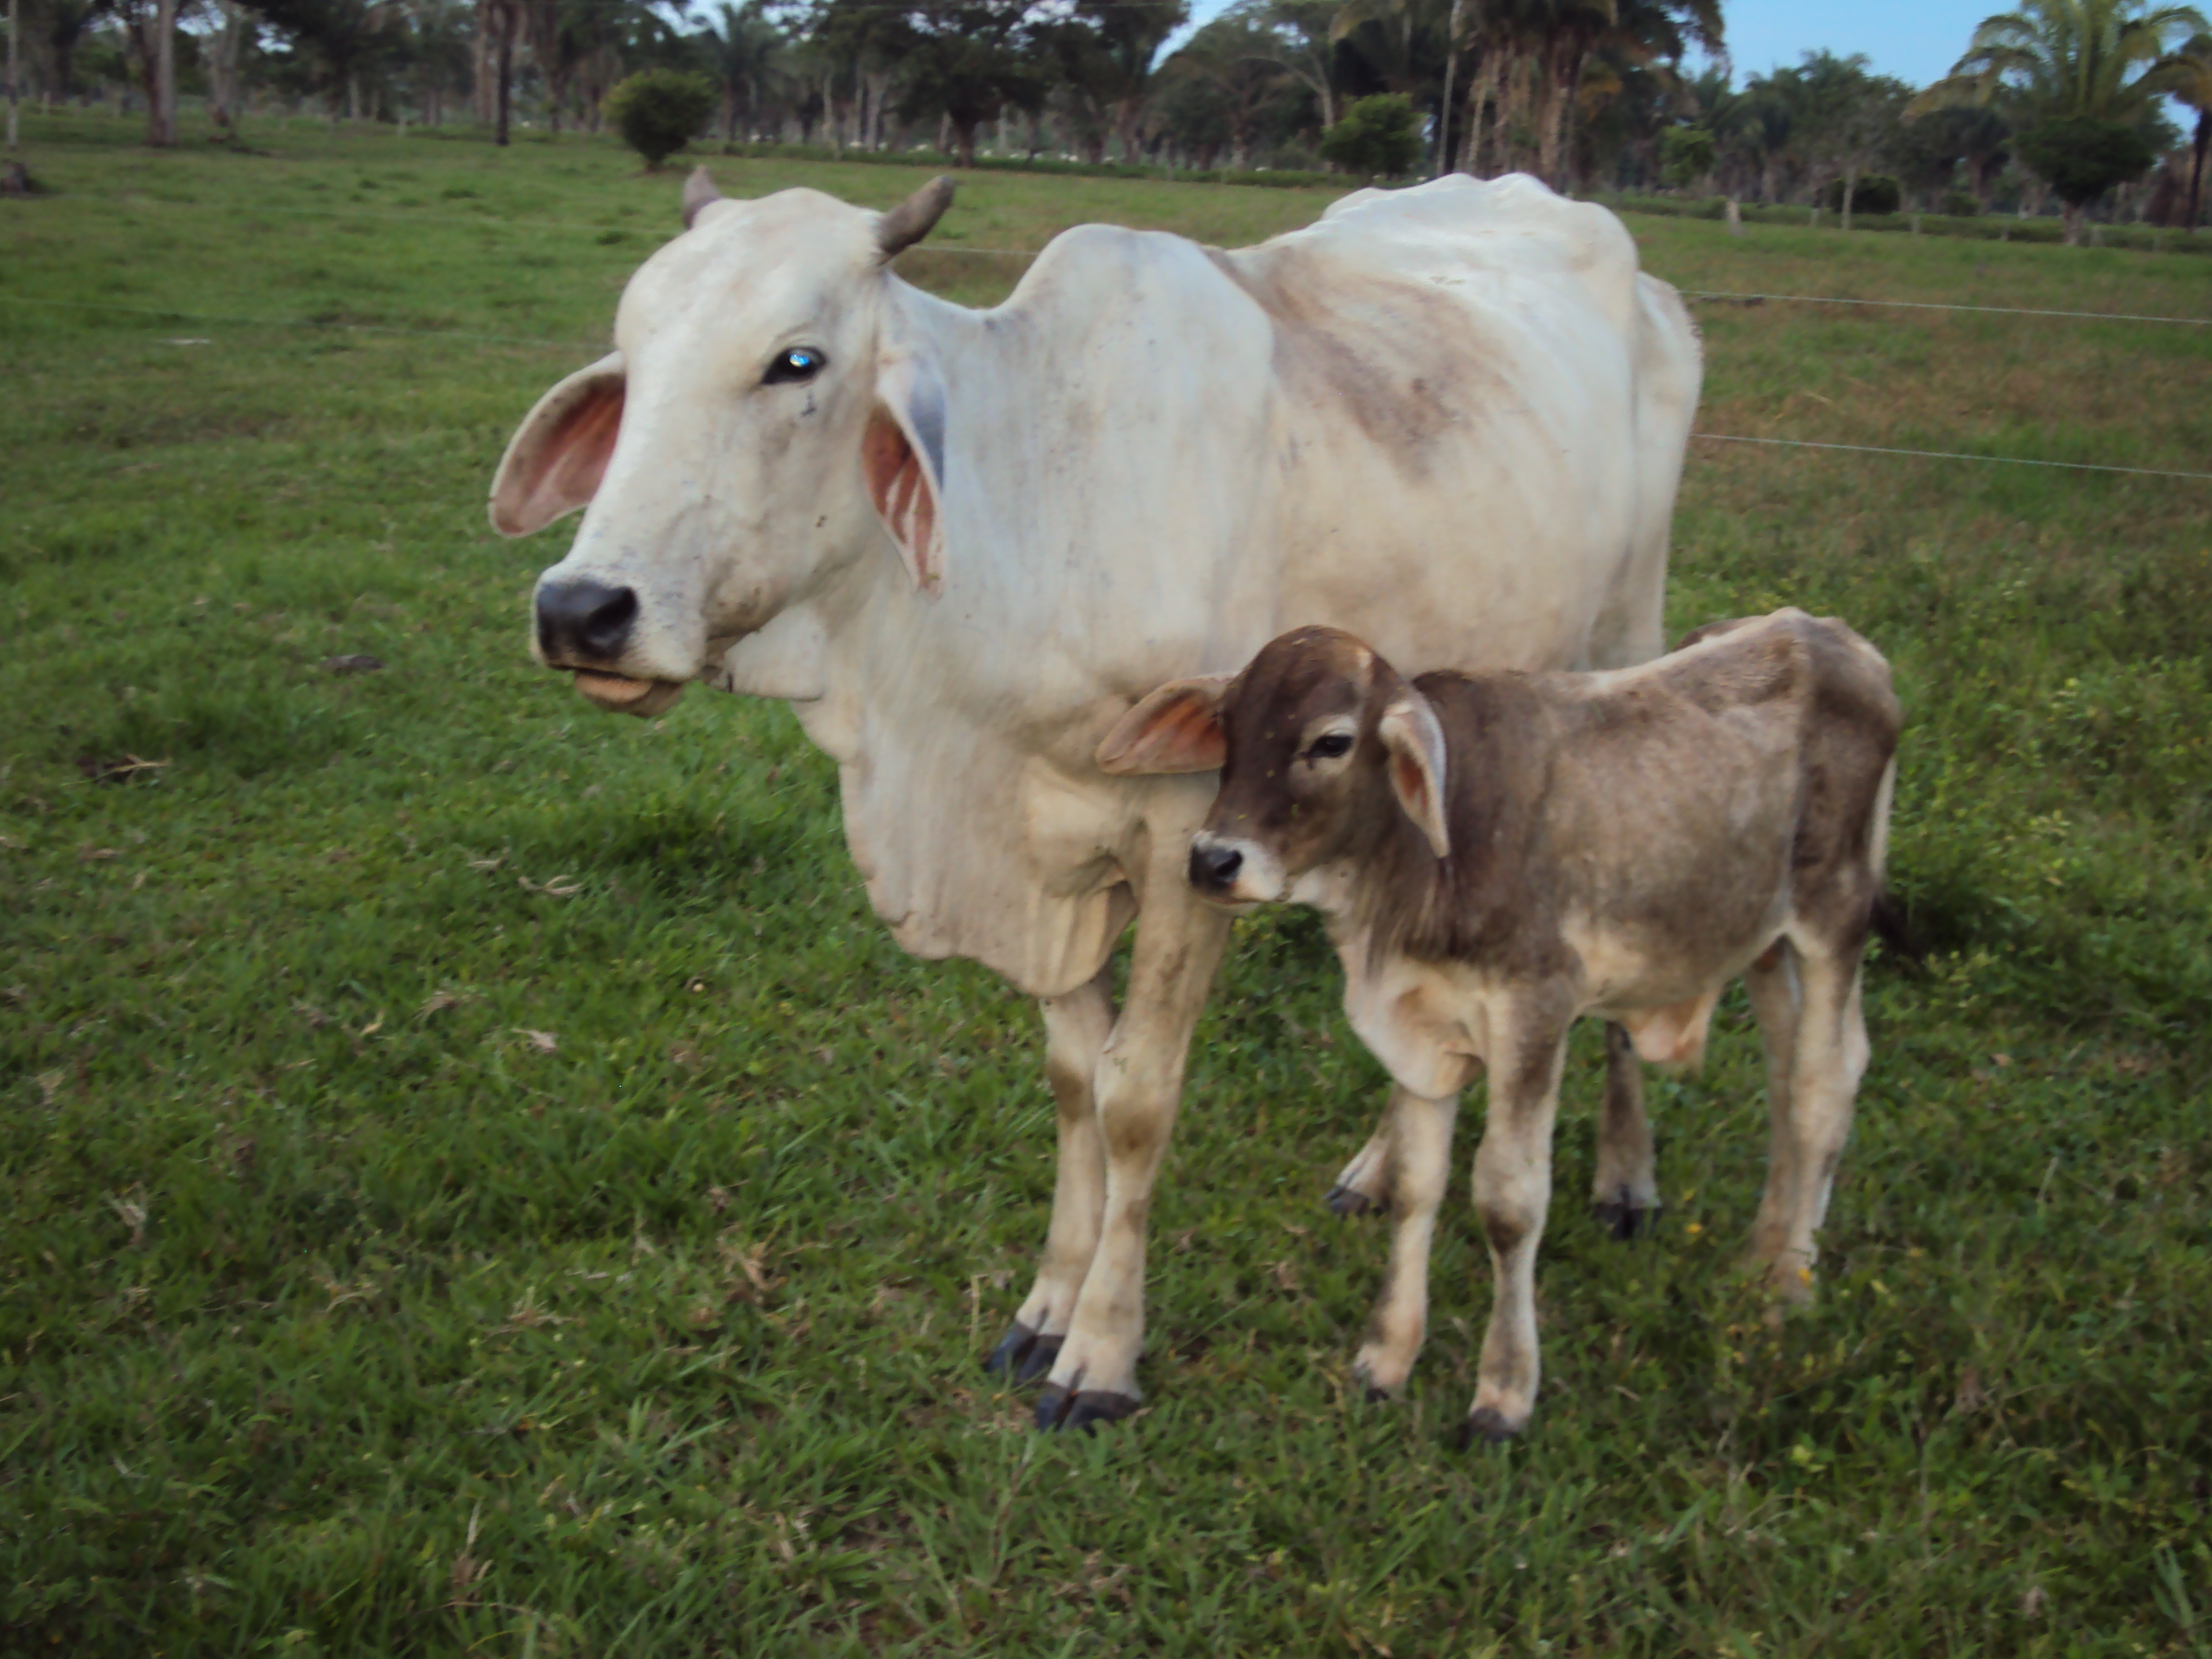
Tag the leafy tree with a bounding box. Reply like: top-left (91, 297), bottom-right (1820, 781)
top-left (888, 0), bottom-right (1044, 167)
top-left (699, 0), bottom-right (782, 142)
top-left (1821, 170), bottom-right (1900, 211)
top-left (605, 64), bottom-right (713, 166)
top-left (1154, 11), bottom-right (1296, 169)
top-left (2014, 109), bottom-right (2155, 229)
top-left (2151, 30), bottom-right (2212, 225)
top-left (1658, 120), bottom-right (1712, 186)
top-left (1319, 89), bottom-right (1421, 175)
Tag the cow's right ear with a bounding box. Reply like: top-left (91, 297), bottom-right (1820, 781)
top-left (1378, 690), bottom-right (1450, 860)
top-left (489, 352), bottom-right (625, 536)
top-left (1095, 675), bottom-right (1234, 775)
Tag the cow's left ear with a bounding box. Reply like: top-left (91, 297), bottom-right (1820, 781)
top-left (863, 352), bottom-right (948, 595)
top-left (489, 352), bottom-right (625, 536)
top-left (1378, 691), bottom-right (1450, 860)
top-left (1095, 675), bottom-right (1234, 775)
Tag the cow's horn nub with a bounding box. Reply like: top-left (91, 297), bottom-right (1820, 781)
top-left (877, 176), bottom-right (956, 261)
top-left (681, 166), bottom-right (723, 230)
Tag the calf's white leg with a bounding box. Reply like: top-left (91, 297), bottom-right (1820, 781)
top-left (1352, 1088), bottom-right (1457, 1397)
top-left (985, 966), bottom-right (1114, 1383)
top-left (1326, 1087), bottom-right (1407, 1217)
top-left (1034, 850), bottom-right (1232, 1432)
top-left (1752, 940), bottom-right (1868, 1302)
top-left (1590, 1022), bottom-right (1660, 1238)
top-left (1464, 1017), bottom-right (1569, 1442)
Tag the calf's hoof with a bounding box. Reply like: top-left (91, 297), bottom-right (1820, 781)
top-left (1364, 1384), bottom-right (1393, 1404)
top-left (1033, 1384), bottom-right (1141, 1435)
top-left (1453, 1406), bottom-right (1525, 1449)
top-left (984, 1321), bottom-right (1063, 1383)
top-left (1326, 1184), bottom-right (1381, 1219)
top-left (1593, 1188), bottom-right (1660, 1241)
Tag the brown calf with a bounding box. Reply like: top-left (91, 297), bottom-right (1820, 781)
top-left (1098, 609), bottom-right (1902, 1442)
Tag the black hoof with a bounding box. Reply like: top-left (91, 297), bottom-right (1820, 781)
top-left (1453, 1406), bottom-right (1522, 1449)
top-left (1364, 1384), bottom-right (1393, 1404)
top-left (1034, 1384), bottom-right (1140, 1434)
top-left (984, 1321), bottom-right (1039, 1378)
top-left (1327, 1184), bottom-right (1381, 1218)
top-left (1014, 1334), bottom-right (1064, 1384)
top-left (1594, 1189), bottom-right (1660, 1241)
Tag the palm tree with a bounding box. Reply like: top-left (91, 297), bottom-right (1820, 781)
top-left (700, 0), bottom-right (784, 141)
top-left (1909, 0), bottom-right (2204, 239)
top-left (2152, 30), bottom-right (2212, 226)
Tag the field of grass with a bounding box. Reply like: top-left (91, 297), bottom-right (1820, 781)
top-left (4, 112), bottom-right (2211, 1656)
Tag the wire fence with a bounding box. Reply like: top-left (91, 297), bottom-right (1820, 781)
top-left (8, 247), bottom-right (2210, 484)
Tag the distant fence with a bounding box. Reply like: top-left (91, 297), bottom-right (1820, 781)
top-left (1588, 192), bottom-right (2211, 255)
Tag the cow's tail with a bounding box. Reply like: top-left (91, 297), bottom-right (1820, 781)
top-left (1865, 760), bottom-right (1923, 970)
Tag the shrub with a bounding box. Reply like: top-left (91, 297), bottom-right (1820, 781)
top-left (1319, 95), bottom-right (1423, 179)
top-left (1942, 187), bottom-right (1982, 217)
top-left (605, 70), bottom-right (716, 171)
top-left (1823, 173), bottom-right (1902, 216)
top-left (1660, 126), bottom-right (1715, 189)
top-left (2014, 115), bottom-right (2155, 207)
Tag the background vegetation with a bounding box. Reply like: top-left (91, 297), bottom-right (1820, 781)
top-left (4, 117), bottom-right (2212, 1656)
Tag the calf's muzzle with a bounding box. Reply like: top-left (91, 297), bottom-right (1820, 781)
top-left (535, 577), bottom-right (639, 668)
top-left (1188, 840), bottom-right (1244, 895)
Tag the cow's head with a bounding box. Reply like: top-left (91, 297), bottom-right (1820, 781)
top-left (491, 169), bottom-right (957, 715)
top-left (1095, 626), bottom-right (1450, 904)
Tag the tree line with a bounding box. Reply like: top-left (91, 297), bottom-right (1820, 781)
top-left (5, 0), bottom-right (2209, 233)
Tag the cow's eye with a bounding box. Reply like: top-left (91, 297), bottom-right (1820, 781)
top-left (764, 347), bottom-right (826, 384)
top-left (1306, 732), bottom-right (1355, 762)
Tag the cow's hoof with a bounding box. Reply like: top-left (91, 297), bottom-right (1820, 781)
top-left (1594, 1191), bottom-right (1660, 1241)
top-left (984, 1321), bottom-right (1039, 1378)
top-left (1453, 1407), bottom-right (1523, 1449)
top-left (1014, 1335), bottom-right (1064, 1384)
top-left (1364, 1384), bottom-right (1393, 1404)
top-left (1034, 1384), bottom-right (1141, 1434)
top-left (1327, 1184), bottom-right (1381, 1218)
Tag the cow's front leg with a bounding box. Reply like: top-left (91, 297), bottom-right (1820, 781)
top-left (1325, 1087), bottom-right (1408, 1217)
top-left (1461, 1014), bottom-right (1569, 1444)
top-left (1590, 1022), bottom-right (1661, 1239)
top-left (985, 966), bottom-right (1115, 1384)
top-left (1034, 871), bottom-right (1232, 1433)
top-left (1352, 1088), bottom-right (1458, 1398)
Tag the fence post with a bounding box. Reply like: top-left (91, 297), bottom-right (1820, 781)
top-left (1911, 213), bottom-right (1921, 235)
top-left (1726, 196), bottom-right (1742, 236)
top-left (1810, 206), bottom-right (1820, 229)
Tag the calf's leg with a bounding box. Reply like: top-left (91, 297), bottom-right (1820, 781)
top-left (1590, 1022), bottom-right (1660, 1238)
top-left (1352, 1088), bottom-right (1457, 1398)
top-left (1749, 938), bottom-right (1868, 1303)
top-left (1034, 859), bottom-right (1232, 1432)
top-left (1463, 1019), bottom-right (1569, 1443)
top-left (985, 966), bottom-right (1115, 1384)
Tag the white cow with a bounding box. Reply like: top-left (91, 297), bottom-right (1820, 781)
top-left (490, 168), bottom-right (1702, 1431)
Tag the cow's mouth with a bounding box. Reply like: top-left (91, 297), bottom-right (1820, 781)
top-left (572, 671), bottom-right (687, 718)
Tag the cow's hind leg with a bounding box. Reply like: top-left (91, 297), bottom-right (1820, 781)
top-left (1326, 1088), bottom-right (1407, 1217)
top-left (1035, 861), bottom-right (1232, 1433)
top-left (1352, 1089), bottom-right (1457, 1398)
top-left (1590, 1022), bottom-right (1660, 1239)
top-left (1746, 936), bottom-right (1869, 1304)
top-left (985, 966), bottom-right (1116, 1384)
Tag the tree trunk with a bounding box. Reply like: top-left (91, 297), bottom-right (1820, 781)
top-left (1114, 93), bottom-right (1142, 166)
top-left (6, 0), bottom-right (18, 153)
top-left (1434, 0), bottom-right (1463, 178)
top-left (495, 2), bottom-right (512, 146)
top-left (2191, 109), bottom-right (2208, 232)
top-left (146, 0), bottom-right (176, 147)
top-left (1842, 161), bottom-right (1857, 232)
top-left (953, 115), bottom-right (976, 169)
top-left (2062, 199), bottom-right (2083, 245)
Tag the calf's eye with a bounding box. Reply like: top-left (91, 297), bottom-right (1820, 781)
top-left (764, 347), bottom-right (826, 384)
top-left (1306, 732), bottom-right (1355, 762)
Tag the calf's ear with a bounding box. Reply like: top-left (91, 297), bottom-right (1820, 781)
top-left (1379, 692), bottom-right (1450, 860)
top-left (863, 353), bottom-right (948, 595)
top-left (1095, 676), bottom-right (1234, 775)
top-left (489, 352), bottom-right (626, 536)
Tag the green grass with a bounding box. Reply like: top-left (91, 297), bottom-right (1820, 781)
top-left (4, 112), bottom-right (2211, 1657)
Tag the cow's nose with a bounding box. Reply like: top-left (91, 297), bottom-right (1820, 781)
top-left (536, 578), bottom-right (638, 666)
top-left (1188, 841), bottom-right (1244, 893)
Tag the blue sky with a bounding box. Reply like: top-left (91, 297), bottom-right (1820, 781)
top-left (1167, 0), bottom-right (1999, 90)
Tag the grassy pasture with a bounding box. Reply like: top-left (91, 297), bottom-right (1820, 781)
top-left (4, 114), bottom-right (2211, 1656)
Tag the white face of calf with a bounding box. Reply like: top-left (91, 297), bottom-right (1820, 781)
top-left (489, 174), bottom-right (957, 715)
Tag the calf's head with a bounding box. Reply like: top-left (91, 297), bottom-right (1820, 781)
top-left (1096, 626), bottom-right (1452, 903)
top-left (489, 170), bottom-right (957, 715)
